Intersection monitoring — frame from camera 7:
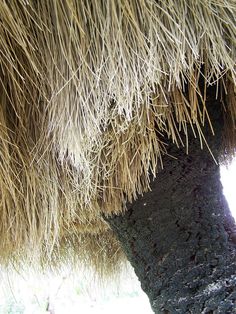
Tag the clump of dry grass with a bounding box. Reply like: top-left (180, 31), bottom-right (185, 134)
top-left (0, 0), bottom-right (235, 274)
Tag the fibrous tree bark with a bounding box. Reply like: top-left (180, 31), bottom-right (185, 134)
top-left (106, 89), bottom-right (236, 313)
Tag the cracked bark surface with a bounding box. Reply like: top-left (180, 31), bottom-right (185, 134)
top-left (106, 91), bottom-right (236, 313)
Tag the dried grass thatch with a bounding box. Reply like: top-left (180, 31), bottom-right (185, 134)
top-left (0, 0), bottom-right (235, 274)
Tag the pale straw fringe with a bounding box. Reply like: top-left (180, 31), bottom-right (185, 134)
top-left (0, 0), bottom-right (235, 274)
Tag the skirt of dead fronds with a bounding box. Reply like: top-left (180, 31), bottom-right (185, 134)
top-left (0, 0), bottom-right (235, 275)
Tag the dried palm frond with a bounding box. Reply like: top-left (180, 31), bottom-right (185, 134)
top-left (0, 0), bottom-right (235, 275)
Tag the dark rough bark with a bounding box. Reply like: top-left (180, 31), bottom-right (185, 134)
top-left (106, 91), bottom-right (236, 313)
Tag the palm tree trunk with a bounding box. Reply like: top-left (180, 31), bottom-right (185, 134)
top-left (106, 92), bottom-right (236, 313)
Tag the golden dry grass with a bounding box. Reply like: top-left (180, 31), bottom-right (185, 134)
top-left (0, 0), bottom-right (235, 274)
